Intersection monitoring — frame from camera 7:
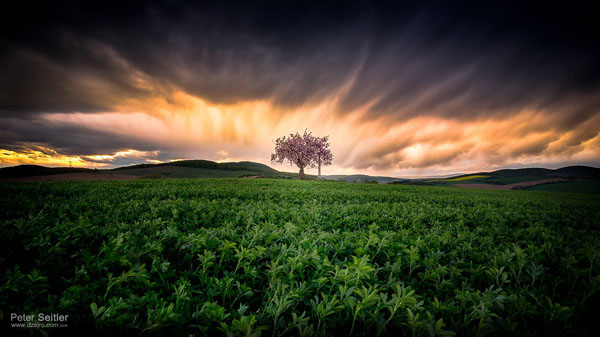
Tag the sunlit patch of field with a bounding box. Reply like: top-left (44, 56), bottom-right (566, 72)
top-left (445, 175), bottom-right (489, 181)
top-left (426, 175), bottom-right (489, 182)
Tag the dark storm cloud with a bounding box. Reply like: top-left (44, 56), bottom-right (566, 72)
top-left (2, 1), bottom-right (598, 115)
top-left (0, 0), bottom-right (370, 112)
top-left (0, 116), bottom-right (160, 155)
top-left (0, 43), bottom-right (161, 115)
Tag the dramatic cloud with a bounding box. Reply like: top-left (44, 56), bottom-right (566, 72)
top-left (1, 1), bottom-right (598, 175)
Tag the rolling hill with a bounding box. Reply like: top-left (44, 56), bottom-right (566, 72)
top-left (417, 165), bottom-right (600, 193)
top-left (323, 174), bottom-right (405, 184)
top-left (111, 160), bottom-right (292, 178)
top-left (0, 165), bottom-right (93, 178)
top-left (1, 162), bottom-right (599, 193)
top-left (0, 160), bottom-right (300, 180)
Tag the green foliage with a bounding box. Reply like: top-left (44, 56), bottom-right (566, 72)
top-left (0, 179), bottom-right (599, 336)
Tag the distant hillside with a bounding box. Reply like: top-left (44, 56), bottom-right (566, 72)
top-left (113, 160), bottom-right (279, 174)
top-left (322, 166), bottom-right (600, 185)
top-left (0, 165), bottom-right (93, 178)
top-left (111, 160), bottom-right (299, 178)
top-left (551, 166), bottom-right (600, 178)
top-left (0, 160), bottom-right (298, 179)
top-left (324, 174), bottom-right (405, 184)
top-left (423, 165), bottom-right (600, 181)
top-left (2, 162), bottom-right (598, 191)
top-left (477, 165), bottom-right (600, 179)
top-left (420, 165), bottom-right (600, 193)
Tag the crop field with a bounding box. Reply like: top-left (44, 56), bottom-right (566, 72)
top-left (1, 179), bottom-right (599, 336)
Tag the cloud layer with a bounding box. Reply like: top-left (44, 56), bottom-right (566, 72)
top-left (1, 1), bottom-right (599, 175)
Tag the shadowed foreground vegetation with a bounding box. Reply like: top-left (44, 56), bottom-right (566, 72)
top-left (1, 179), bottom-right (599, 336)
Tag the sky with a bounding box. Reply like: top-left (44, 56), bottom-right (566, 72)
top-left (1, 0), bottom-right (599, 177)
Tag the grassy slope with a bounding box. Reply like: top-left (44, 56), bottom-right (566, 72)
top-left (525, 180), bottom-right (600, 193)
top-left (422, 166), bottom-right (600, 192)
top-left (444, 175), bottom-right (489, 182)
top-left (483, 175), bottom-right (551, 184)
top-left (113, 160), bottom-right (280, 174)
top-left (426, 175), bottom-right (489, 183)
top-left (0, 164), bottom-right (93, 178)
top-left (112, 160), bottom-right (289, 178)
top-left (1, 160), bottom-right (304, 179)
top-left (324, 174), bottom-right (404, 183)
top-left (112, 166), bottom-right (262, 178)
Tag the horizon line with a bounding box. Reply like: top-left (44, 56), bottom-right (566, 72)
top-left (1, 159), bottom-right (598, 180)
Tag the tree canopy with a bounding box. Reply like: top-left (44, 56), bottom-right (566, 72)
top-left (271, 130), bottom-right (333, 179)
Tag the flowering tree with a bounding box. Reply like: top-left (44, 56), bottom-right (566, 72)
top-left (310, 135), bottom-right (333, 179)
top-left (271, 130), bottom-right (332, 179)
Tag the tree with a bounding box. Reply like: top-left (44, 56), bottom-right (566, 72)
top-left (271, 130), bottom-right (332, 179)
top-left (309, 135), bottom-right (333, 179)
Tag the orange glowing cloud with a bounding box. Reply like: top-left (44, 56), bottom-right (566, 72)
top-left (0, 146), bottom-right (165, 168)
top-left (4, 87), bottom-right (593, 177)
top-left (0, 147), bottom-right (90, 167)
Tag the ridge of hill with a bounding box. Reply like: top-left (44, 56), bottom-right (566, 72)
top-left (0, 165), bottom-right (93, 178)
top-left (110, 160), bottom-right (296, 178)
top-left (112, 160), bottom-right (279, 174)
top-left (421, 165), bottom-right (600, 193)
top-left (0, 160), bottom-right (292, 179)
top-left (1, 162), bottom-right (599, 190)
top-left (473, 165), bottom-right (600, 179)
top-left (323, 174), bottom-right (405, 184)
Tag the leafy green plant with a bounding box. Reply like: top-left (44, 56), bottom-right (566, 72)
top-left (0, 178), bottom-right (598, 336)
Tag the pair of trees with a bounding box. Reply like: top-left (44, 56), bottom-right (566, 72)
top-left (271, 130), bottom-right (333, 179)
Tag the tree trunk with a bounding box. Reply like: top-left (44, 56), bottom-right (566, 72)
top-left (318, 156), bottom-right (321, 179)
top-left (299, 166), bottom-right (305, 179)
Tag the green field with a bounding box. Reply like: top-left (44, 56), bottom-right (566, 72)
top-left (115, 166), bottom-right (264, 178)
top-left (482, 176), bottom-right (551, 185)
top-left (1, 179), bottom-right (599, 336)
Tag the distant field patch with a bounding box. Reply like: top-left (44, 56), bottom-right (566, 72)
top-left (425, 175), bottom-right (488, 183)
top-left (112, 166), bottom-right (262, 178)
top-left (485, 175), bottom-right (550, 185)
top-left (444, 175), bottom-right (489, 182)
top-left (455, 178), bottom-right (570, 190)
top-left (525, 180), bottom-right (600, 194)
